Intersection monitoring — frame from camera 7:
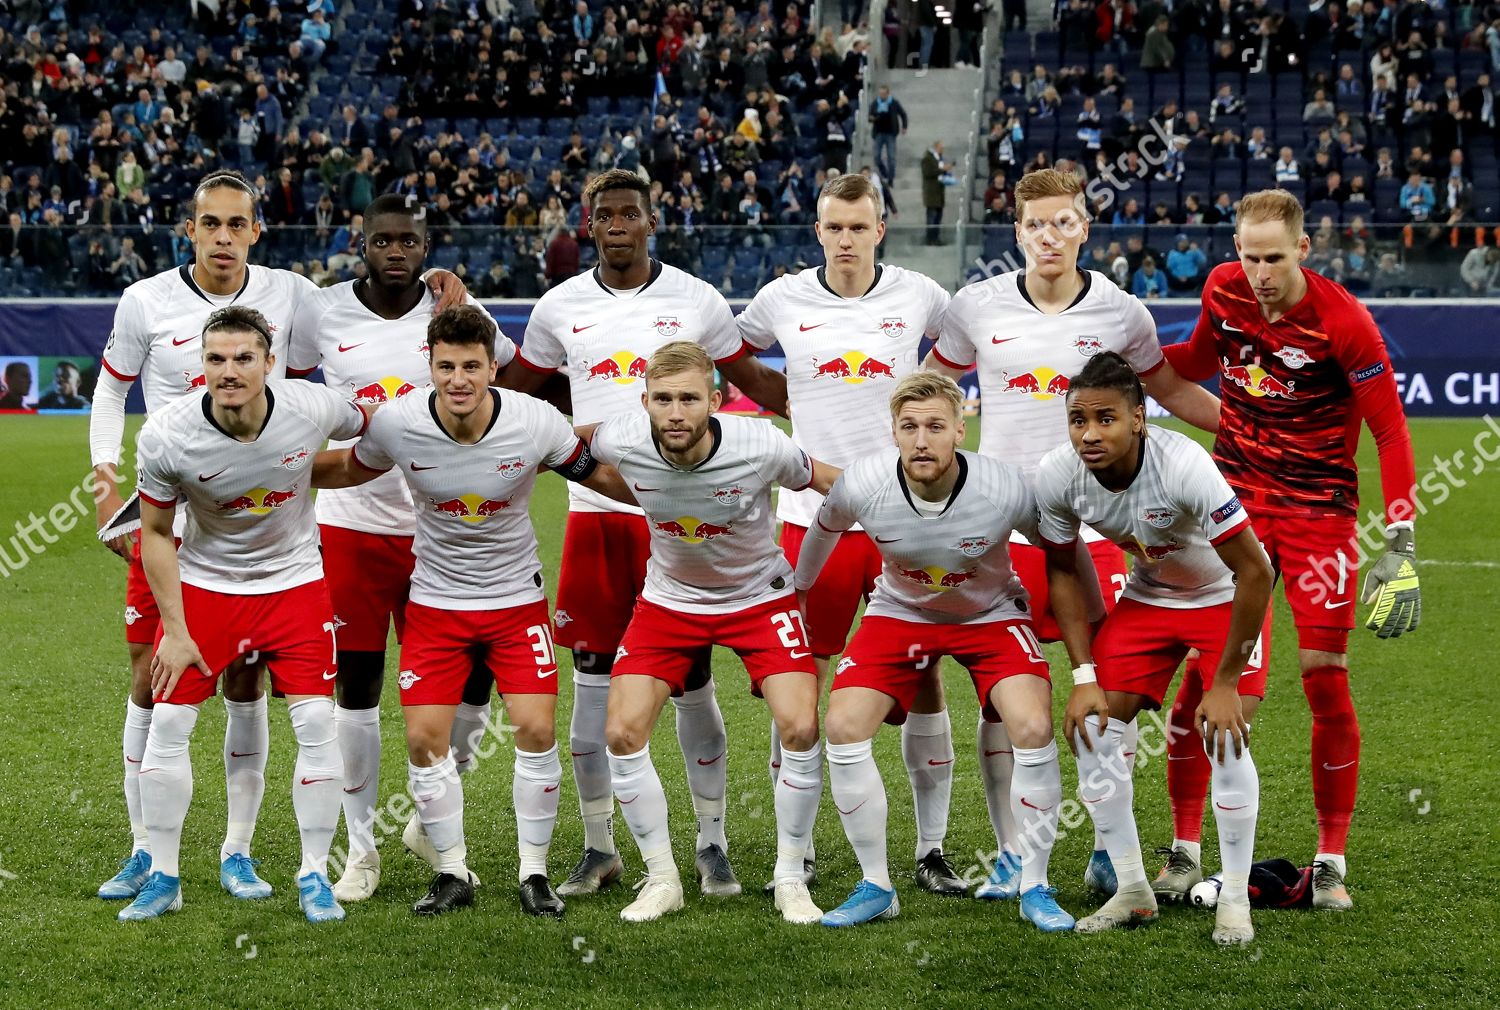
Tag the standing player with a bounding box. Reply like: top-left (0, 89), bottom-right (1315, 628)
top-left (288, 194), bottom-right (517, 902)
top-left (795, 373), bottom-right (1075, 933)
top-left (89, 171), bottom-right (467, 904)
top-left (314, 306), bottom-right (631, 917)
top-left (923, 167), bottom-right (1222, 899)
top-left (501, 169), bottom-right (791, 898)
top-left (1157, 190), bottom-right (1417, 909)
top-left (120, 307), bottom-right (369, 923)
top-left (734, 174), bottom-right (965, 894)
top-left (591, 342), bottom-right (838, 923)
top-left (1038, 352), bottom-right (1274, 946)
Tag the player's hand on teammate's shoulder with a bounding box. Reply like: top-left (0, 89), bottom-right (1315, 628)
top-left (1064, 682), bottom-right (1110, 755)
top-left (424, 269), bottom-right (468, 314)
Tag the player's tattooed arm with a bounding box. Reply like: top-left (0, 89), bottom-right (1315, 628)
top-left (1044, 540), bottom-right (1109, 753)
top-left (1141, 359), bottom-right (1221, 433)
top-left (138, 499), bottom-right (211, 701)
top-left (311, 447), bottom-right (384, 489)
top-left (1201, 526), bottom-right (1274, 761)
top-left (719, 353), bottom-right (789, 417)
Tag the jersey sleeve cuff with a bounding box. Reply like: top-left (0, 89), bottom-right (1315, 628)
top-left (930, 346), bottom-right (973, 371)
top-left (101, 359), bottom-right (138, 382)
top-left (349, 443), bottom-right (388, 474)
top-left (1137, 355), bottom-right (1166, 377)
top-left (287, 365), bottom-right (317, 378)
top-left (515, 349), bottom-right (557, 375)
top-left (1209, 516), bottom-right (1250, 546)
top-left (139, 491), bottom-right (177, 509)
top-left (713, 340), bottom-right (751, 366)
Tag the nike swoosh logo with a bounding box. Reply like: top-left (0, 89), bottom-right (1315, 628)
top-left (300, 777), bottom-right (334, 786)
top-left (571, 750), bottom-right (597, 758)
top-left (697, 752), bottom-right (725, 766)
top-left (172, 335), bottom-right (198, 346)
top-left (799, 322), bottom-right (824, 331)
top-left (927, 758), bottom-right (955, 767)
top-left (537, 668), bottom-right (556, 679)
top-left (126, 756), bottom-right (142, 764)
top-left (198, 468), bottom-right (228, 481)
top-left (572, 324), bottom-right (596, 333)
top-left (228, 751), bottom-right (260, 758)
top-left (337, 342), bottom-right (365, 352)
top-left (410, 462), bottom-right (438, 471)
top-left (619, 793), bottom-right (638, 804)
top-left (780, 780), bottom-right (816, 790)
top-left (1019, 797), bottom-right (1055, 812)
top-left (1323, 600), bottom-right (1350, 609)
top-left (836, 799), bottom-right (867, 815)
top-left (1222, 322), bottom-right (1245, 333)
top-left (1215, 802), bottom-right (1248, 811)
top-left (633, 482), bottom-right (661, 491)
top-left (1322, 760), bottom-right (1356, 771)
top-left (874, 535), bottom-right (901, 544)
top-left (1167, 755), bottom-right (1196, 761)
top-left (343, 777), bottom-right (370, 794)
top-left (544, 784), bottom-right (560, 793)
top-left (983, 749), bottom-right (1013, 757)
top-left (322, 671), bottom-right (338, 680)
top-left (991, 335), bottom-right (1019, 344)
top-left (789, 650), bottom-right (812, 659)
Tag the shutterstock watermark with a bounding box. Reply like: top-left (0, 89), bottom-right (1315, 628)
top-left (0, 471), bottom-right (111, 578)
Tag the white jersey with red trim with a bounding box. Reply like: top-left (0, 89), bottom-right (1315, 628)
top-left (102, 263), bottom-right (314, 414)
top-left (288, 281), bottom-right (517, 537)
top-left (1034, 426), bottom-right (1253, 608)
top-left (736, 264), bottom-right (950, 528)
top-left (934, 269), bottom-right (1163, 481)
top-left (590, 412), bottom-right (814, 615)
top-left (352, 388), bottom-right (585, 611)
top-left (811, 450), bottom-right (1037, 624)
top-left (135, 379), bottom-right (367, 594)
top-left (519, 260), bottom-right (742, 515)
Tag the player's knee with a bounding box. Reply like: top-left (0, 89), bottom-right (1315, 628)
top-left (605, 715), bottom-right (649, 756)
top-left (335, 652), bottom-right (385, 709)
top-left (1003, 711), bottom-right (1054, 751)
top-left (823, 705), bottom-right (870, 746)
top-left (222, 664), bottom-right (264, 702)
top-left (405, 723), bottom-right (451, 765)
top-left (511, 717), bottom-right (556, 755)
top-left (776, 714), bottom-right (820, 752)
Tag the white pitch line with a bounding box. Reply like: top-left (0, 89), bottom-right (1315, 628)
top-left (1423, 559), bottom-right (1500, 568)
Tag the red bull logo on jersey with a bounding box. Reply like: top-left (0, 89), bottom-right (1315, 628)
top-left (216, 487), bottom-right (298, 515)
top-left (710, 485), bottom-right (746, 505)
top-left (428, 494), bottom-right (513, 522)
top-left (1119, 537), bottom-right (1183, 562)
top-left (417, 340), bottom-right (430, 361)
top-left (956, 536), bottom-right (994, 557)
top-left (1273, 346), bottom-right (1315, 370)
top-left (584, 351), bottom-right (650, 384)
top-left (184, 370), bottom-right (206, 392)
top-left (279, 447), bottom-right (312, 469)
top-left (880, 317), bottom-right (909, 338)
top-left (654, 517), bottom-right (736, 543)
top-left (896, 565), bottom-right (977, 590)
top-left (1073, 335), bottom-right (1105, 356)
top-left (810, 352), bottom-right (898, 385)
top-left (654, 316), bottom-right (682, 337)
top-left (495, 456), bottom-right (528, 479)
top-left (998, 368), bottom-right (1070, 400)
top-left (1141, 507), bottom-right (1175, 529)
top-left (351, 376), bottom-right (419, 404)
top-left (1220, 358), bottom-right (1296, 399)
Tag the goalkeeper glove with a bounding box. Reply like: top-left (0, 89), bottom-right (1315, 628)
top-left (1361, 521), bottom-right (1420, 638)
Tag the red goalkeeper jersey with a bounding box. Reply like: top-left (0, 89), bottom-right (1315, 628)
top-left (1165, 262), bottom-right (1415, 524)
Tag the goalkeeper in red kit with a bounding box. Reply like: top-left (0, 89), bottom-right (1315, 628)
top-left (1158, 190), bottom-right (1418, 911)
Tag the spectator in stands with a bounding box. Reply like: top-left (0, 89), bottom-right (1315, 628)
top-left (506, 190), bottom-right (540, 229)
top-left (109, 235), bottom-right (148, 288)
top-left (1373, 251), bottom-right (1407, 296)
top-left (1209, 83), bottom-right (1243, 124)
top-left (1273, 146), bottom-right (1301, 183)
top-left (1166, 233), bottom-right (1207, 291)
top-left (340, 150), bottom-right (376, 219)
top-left (1438, 170), bottom-right (1473, 224)
top-left (1311, 169), bottom-right (1347, 206)
top-left (0, 212), bottom-right (25, 266)
top-left (1461, 241), bottom-right (1500, 295)
top-left (1463, 73), bottom-right (1495, 133)
top-left (1142, 15), bottom-right (1175, 70)
top-left (300, 10), bottom-right (332, 63)
top-left (114, 150), bottom-right (146, 197)
top-left (914, 0), bottom-right (940, 76)
top-left (1304, 87), bottom-right (1337, 125)
top-left (1112, 197), bottom-right (1145, 225)
top-left (1399, 170), bottom-right (1436, 221)
top-left (1132, 255), bottom-right (1168, 299)
top-left (921, 139), bottom-right (948, 245)
top-left (1148, 200), bottom-right (1175, 225)
top-left (1335, 63), bottom-right (1363, 101)
top-left (869, 84), bottom-right (908, 182)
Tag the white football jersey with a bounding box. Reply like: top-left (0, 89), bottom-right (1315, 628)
top-left (135, 380), bottom-right (366, 594)
top-left (353, 388), bottom-right (586, 611)
top-left (103, 263), bottom-right (315, 414)
top-left (1034, 426), bottom-right (1253, 608)
top-left (519, 261), bottom-right (742, 514)
top-left (809, 450), bottom-right (1036, 623)
top-left (935, 269), bottom-right (1163, 481)
top-left (288, 281), bottom-right (518, 537)
top-left (736, 264), bottom-right (950, 528)
top-left (590, 412), bottom-right (814, 615)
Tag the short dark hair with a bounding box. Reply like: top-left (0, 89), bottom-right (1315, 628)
top-left (427, 305), bottom-right (496, 360)
top-left (363, 192), bottom-right (428, 233)
top-left (1066, 350), bottom-right (1143, 409)
top-left (187, 169), bottom-right (258, 220)
top-left (584, 168), bottom-right (652, 210)
top-left (202, 306), bottom-right (274, 353)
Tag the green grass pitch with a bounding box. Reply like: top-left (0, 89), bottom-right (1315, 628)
top-left (0, 414), bottom-right (1497, 1008)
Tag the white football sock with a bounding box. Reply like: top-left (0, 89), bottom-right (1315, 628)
top-left (335, 705), bottom-right (381, 859)
top-left (1172, 838), bottom-right (1204, 864)
top-left (221, 695), bottom-right (268, 862)
top-left (608, 744), bottom-right (676, 880)
top-left (139, 702), bottom-right (200, 879)
top-left (514, 744), bottom-right (563, 882)
top-left (773, 741), bottom-right (822, 883)
top-left (1074, 717), bottom-right (1146, 888)
top-left (827, 739), bottom-right (890, 890)
top-left (450, 701), bottom-right (491, 775)
top-left (978, 718), bottom-right (1018, 857)
top-left (770, 718), bottom-right (815, 860)
top-left (571, 671), bottom-right (616, 854)
top-left (1209, 736), bottom-right (1259, 907)
top-left (1012, 741), bottom-right (1062, 892)
top-left (410, 753), bottom-right (466, 875)
top-left (123, 698), bottom-right (153, 853)
top-left (289, 698), bottom-right (343, 879)
top-left (901, 710), bottom-right (953, 860)
top-left (1094, 717), bottom-right (1138, 852)
top-left (672, 680), bottom-right (729, 853)
top-left (1314, 852), bottom-right (1347, 876)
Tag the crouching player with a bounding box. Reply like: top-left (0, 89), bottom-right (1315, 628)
top-left (123, 307), bottom-right (372, 923)
top-left (590, 342), bottom-right (839, 924)
top-left (793, 373), bottom-right (1074, 932)
top-left (1037, 352), bottom-right (1273, 946)
top-left (315, 306), bottom-right (631, 918)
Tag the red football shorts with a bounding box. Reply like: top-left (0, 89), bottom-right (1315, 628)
top-left (612, 595), bottom-right (816, 696)
top-left (154, 579), bottom-right (338, 705)
top-left (780, 522), bottom-right (883, 657)
top-left (124, 536), bottom-right (163, 645)
top-left (319, 524), bottom-right (415, 652)
top-left (398, 599), bottom-right (558, 706)
top-left (1250, 507), bottom-right (1359, 653)
top-left (553, 511), bottom-right (651, 654)
top-left (1009, 538), bottom-right (1128, 642)
top-left (1091, 597), bottom-right (1271, 707)
top-left (834, 615), bottom-right (1051, 725)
